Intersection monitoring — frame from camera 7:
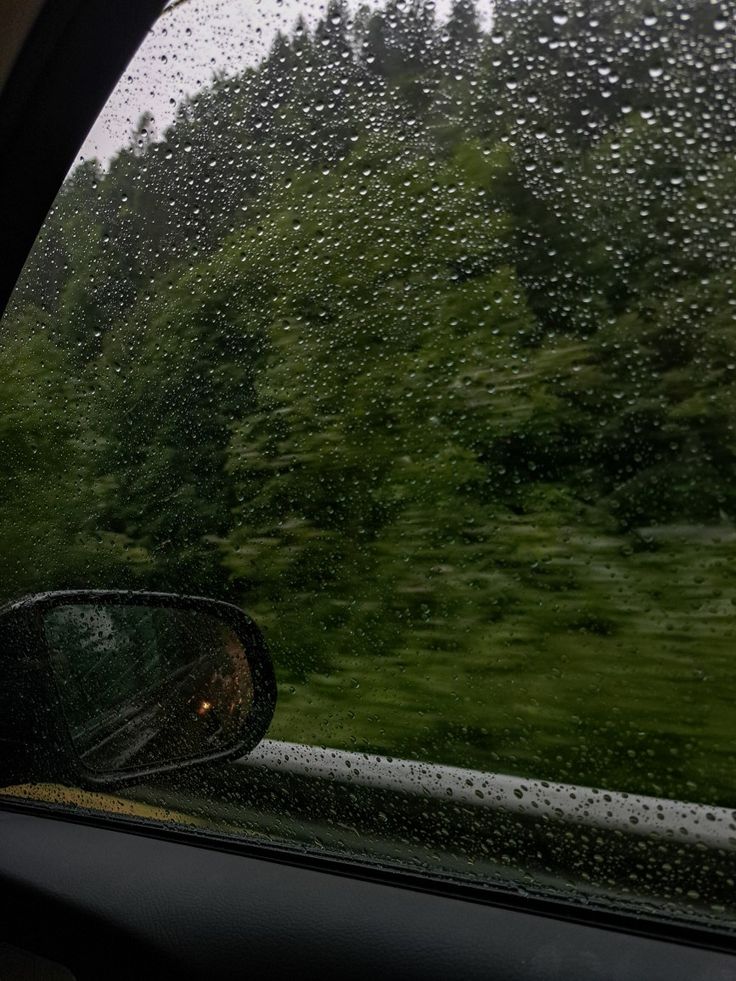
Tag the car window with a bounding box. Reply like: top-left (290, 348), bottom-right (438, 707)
top-left (2, 0), bottom-right (736, 935)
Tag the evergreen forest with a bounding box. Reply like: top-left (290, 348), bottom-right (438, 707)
top-left (3, 0), bottom-right (736, 805)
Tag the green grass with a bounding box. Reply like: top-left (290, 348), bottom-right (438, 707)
top-left (267, 522), bottom-right (736, 808)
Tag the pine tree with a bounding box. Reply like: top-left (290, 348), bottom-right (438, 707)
top-left (361, 0), bottom-right (436, 90)
top-left (315, 0), bottom-right (351, 59)
top-left (445, 0), bottom-right (480, 63)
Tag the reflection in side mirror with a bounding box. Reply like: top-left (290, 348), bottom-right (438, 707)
top-left (0, 591), bottom-right (276, 787)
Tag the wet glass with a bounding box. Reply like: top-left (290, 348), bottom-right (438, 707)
top-left (45, 604), bottom-right (254, 772)
top-left (1, 0), bottom-right (735, 934)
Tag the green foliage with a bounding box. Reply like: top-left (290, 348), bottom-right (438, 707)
top-left (3, 0), bottom-right (736, 806)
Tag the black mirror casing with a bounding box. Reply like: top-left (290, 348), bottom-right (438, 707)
top-left (0, 591), bottom-right (277, 789)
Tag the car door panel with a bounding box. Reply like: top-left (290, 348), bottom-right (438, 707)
top-left (0, 811), bottom-right (734, 981)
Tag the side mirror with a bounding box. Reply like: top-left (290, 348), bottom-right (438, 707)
top-left (0, 591), bottom-right (276, 788)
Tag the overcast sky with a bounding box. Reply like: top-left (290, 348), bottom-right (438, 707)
top-left (78, 0), bottom-right (317, 162)
top-left (78, 0), bottom-right (479, 165)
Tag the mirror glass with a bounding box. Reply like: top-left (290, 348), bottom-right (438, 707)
top-left (43, 602), bottom-right (254, 773)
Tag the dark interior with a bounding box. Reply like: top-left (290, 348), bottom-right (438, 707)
top-left (1, 809), bottom-right (735, 981)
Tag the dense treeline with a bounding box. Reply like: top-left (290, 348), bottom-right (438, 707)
top-left (3, 0), bottom-right (736, 803)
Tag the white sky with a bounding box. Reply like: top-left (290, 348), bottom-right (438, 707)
top-left (78, 0), bottom-right (478, 164)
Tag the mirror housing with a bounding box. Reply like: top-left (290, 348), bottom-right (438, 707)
top-left (0, 591), bottom-right (277, 789)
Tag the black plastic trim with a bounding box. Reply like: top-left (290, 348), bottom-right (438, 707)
top-left (0, 590), bottom-right (277, 787)
top-left (0, 794), bottom-right (733, 958)
top-left (0, 0), bottom-right (166, 315)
